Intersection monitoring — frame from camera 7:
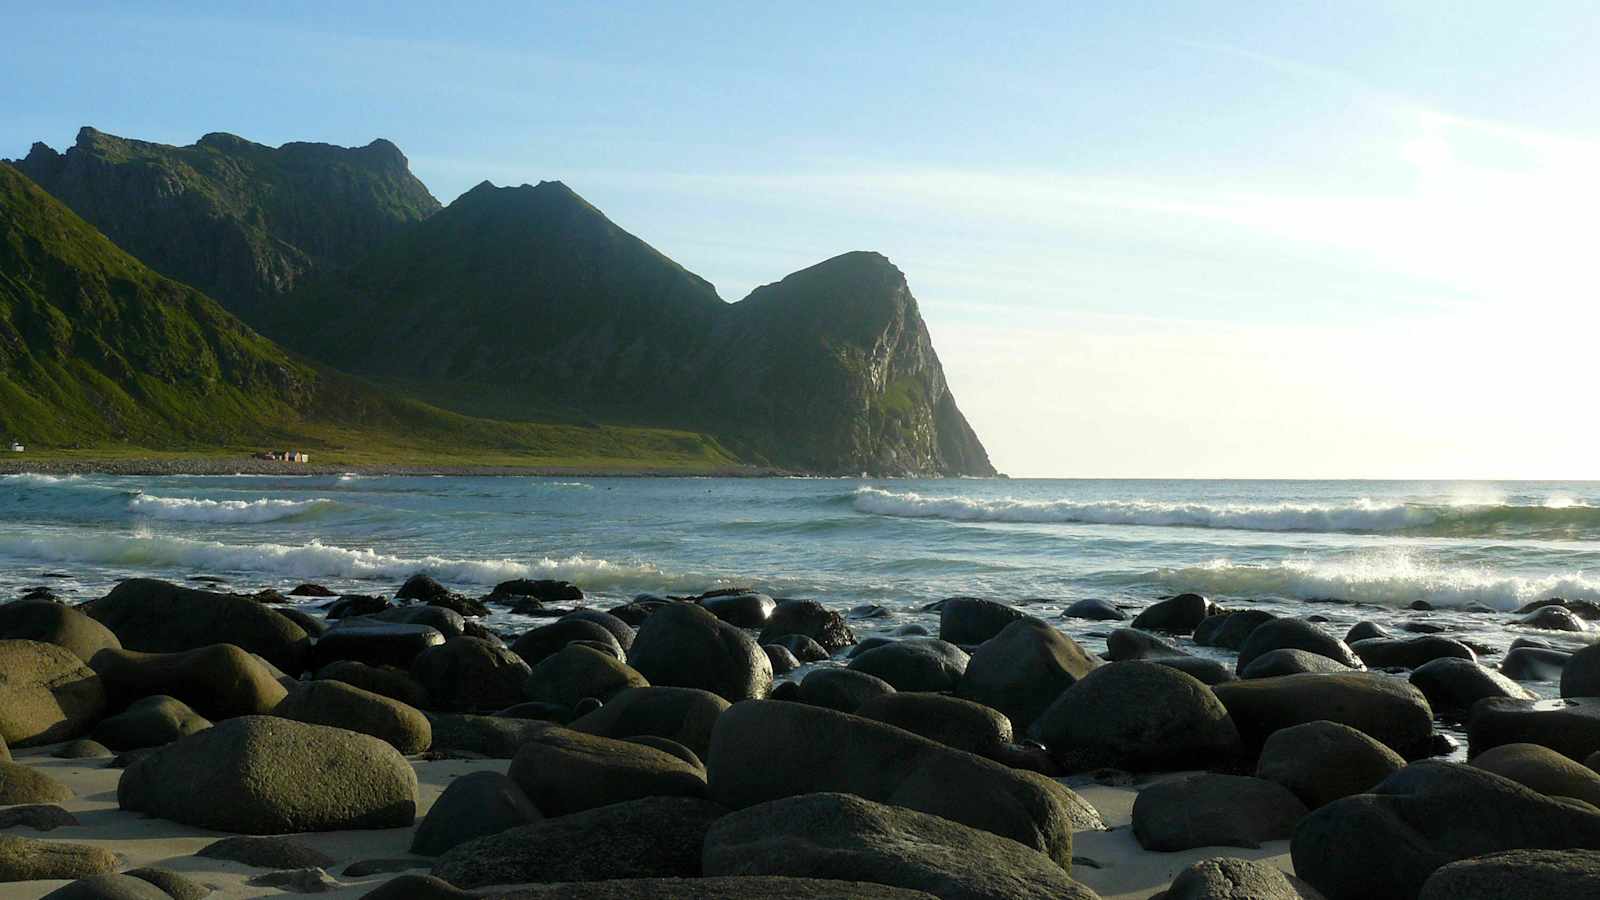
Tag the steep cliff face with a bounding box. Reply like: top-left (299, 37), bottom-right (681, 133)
top-left (8, 128), bottom-right (440, 324)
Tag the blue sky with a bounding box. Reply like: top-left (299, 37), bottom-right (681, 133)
top-left (5, 2), bottom-right (1598, 476)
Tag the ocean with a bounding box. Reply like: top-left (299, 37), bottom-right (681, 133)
top-left (2, 473), bottom-right (1594, 701)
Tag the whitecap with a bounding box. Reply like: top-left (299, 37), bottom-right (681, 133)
top-left (127, 494), bottom-right (335, 524)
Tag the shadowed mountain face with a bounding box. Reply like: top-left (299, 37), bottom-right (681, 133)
top-left (8, 128), bottom-right (440, 324)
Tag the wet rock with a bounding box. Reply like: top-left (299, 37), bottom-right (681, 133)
top-left (1236, 618), bottom-right (1362, 674)
top-left (957, 618), bottom-right (1099, 733)
top-left (1199, 610), bottom-right (1276, 650)
top-left (315, 660), bottom-right (431, 708)
top-left (700, 593), bottom-right (777, 628)
top-left (118, 716), bottom-right (417, 833)
top-left (411, 770), bottom-right (540, 856)
top-left (1241, 648), bottom-right (1355, 678)
top-left (312, 622), bottom-right (445, 670)
top-left (91, 644), bottom-right (286, 720)
top-left (1520, 606), bottom-right (1590, 632)
top-left (763, 645), bottom-right (801, 675)
top-left (770, 634), bottom-right (830, 663)
top-left (508, 726), bottom-right (706, 816)
top-left (1418, 848), bottom-right (1600, 900)
top-left (1132, 773), bottom-right (1307, 851)
top-left (1468, 697), bottom-right (1600, 760)
top-left (1345, 621), bottom-right (1388, 643)
top-left (290, 584), bottom-right (336, 598)
top-left (855, 692), bottom-right (1012, 757)
top-left (92, 695), bottom-right (210, 751)
top-left (511, 620), bottom-right (624, 668)
top-left (1502, 646), bottom-right (1572, 682)
top-left (364, 605), bottom-right (466, 639)
top-left (1104, 628), bottom-right (1185, 661)
top-left (847, 638), bottom-right (968, 692)
top-left (397, 575), bottom-right (451, 604)
top-left (0, 639), bottom-right (106, 747)
top-left (938, 597), bottom-right (1026, 645)
top-left (1410, 658), bottom-right (1533, 718)
top-left (1063, 598), bottom-right (1127, 621)
top-left (0, 600), bottom-right (119, 663)
top-left (326, 595), bottom-right (389, 619)
top-left (703, 792), bottom-right (1099, 899)
top-left (758, 600), bottom-right (855, 652)
top-left (490, 579), bottom-right (582, 605)
top-left (1256, 720), bottom-right (1405, 809)
top-left (1470, 742), bottom-right (1600, 806)
top-left (0, 761), bottom-right (72, 804)
top-left (1031, 660), bottom-right (1240, 772)
top-left (1148, 655), bottom-right (1236, 685)
top-left (0, 803), bottom-right (79, 830)
top-left (0, 834), bottom-right (117, 881)
top-left (1131, 593), bottom-right (1212, 635)
top-left (525, 643), bottom-right (648, 709)
top-left (1213, 673), bottom-right (1434, 758)
top-left (628, 604), bottom-right (771, 702)
top-left (197, 835), bottom-right (335, 868)
top-left (798, 667), bottom-right (896, 714)
top-left (1561, 643), bottom-right (1600, 698)
top-left (560, 609), bottom-right (636, 651)
top-left (275, 679), bottom-right (431, 754)
top-left (410, 637), bottom-right (531, 712)
top-left (81, 579), bottom-right (309, 674)
top-left (569, 686), bottom-right (729, 759)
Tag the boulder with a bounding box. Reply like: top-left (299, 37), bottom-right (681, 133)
top-left (118, 716), bottom-right (418, 833)
top-left (92, 695), bottom-right (210, 751)
top-left (854, 692), bottom-right (1012, 757)
top-left (1149, 655), bottom-right (1236, 685)
top-left (771, 634), bottom-right (830, 663)
top-left (763, 645), bottom-right (800, 675)
top-left (957, 618), bottom-right (1098, 732)
top-left (1236, 619), bottom-right (1362, 674)
top-left (1345, 621), bottom-right (1388, 643)
top-left (1031, 661), bottom-right (1240, 771)
top-left (411, 771), bottom-right (541, 856)
top-left (410, 637), bottom-right (531, 712)
top-left (0, 600), bottom-right (119, 662)
top-left (80, 579), bottom-right (309, 673)
top-left (569, 686), bottom-right (729, 759)
top-left (1351, 636), bottom-right (1475, 669)
top-left (428, 877), bottom-right (938, 899)
top-left (1063, 598), bottom-right (1126, 621)
top-left (0, 762), bottom-right (72, 804)
top-left (1104, 628), bottom-right (1185, 661)
top-left (276, 679), bottom-right (431, 754)
top-left (1470, 743), bottom-right (1600, 807)
top-left (396, 574), bottom-right (452, 603)
top-left (313, 622), bottom-right (445, 670)
top-left (0, 640), bottom-right (106, 746)
top-left (705, 699), bottom-right (1084, 866)
top-left (365, 605), bottom-right (466, 639)
top-left (512, 620), bottom-right (624, 668)
top-left (704, 792), bottom-right (1098, 898)
top-left (560, 609), bottom-right (636, 651)
top-left (1468, 697), bottom-right (1600, 760)
top-left (492, 578), bottom-right (583, 604)
top-left (1241, 648), bottom-right (1353, 678)
top-left (1292, 762), bottom-right (1600, 900)
top-left (1131, 593), bottom-right (1212, 634)
top-left (0, 834), bottom-right (117, 881)
top-left (1157, 857), bottom-right (1325, 900)
top-left (52, 739), bottom-right (110, 759)
top-left (326, 595), bottom-right (390, 619)
top-left (1409, 658), bottom-right (1533, 719)
top-left (758, 600), bottom-right (855, 652)
top-left (508, 726), bottom-right (706, 816)
top-left (1418, 849), bottom-right (1600, 900)
top-left (90, 644), bottom-right (286, 720)
top-left (524, 644), bottom-right (648, 710)
top-left (1201, 610), bottom-right (1277, 650)
top-left (1562, 644), bottom-right (1600, 698)
top-left (847, 639), bottom-right (968, 692)
top-left (124, 868), bottom-right (207, 900)
top-left (425, 713), bottom-right (550, 758)
top-left (38, 874), bottom-right (171, 899)
top-left (1256, 720), bottom-right (1405, 809)
top-left (315, 660), bottom-right (431, 708)
top-left (799, 668), bottom-right (896, 714)
top-left (197, 835), bottom-right (334, 868)
top-left (432, 796), bottom-right (724, 887)
top-left (0, 804), bottom-right (79, 830)
top-left (1520, 606), bottom-right (1590, 632)
top-left (938, 597), bottom-right (1026, 645)
top-left (701, 593), bottom-right (777, 629)
top-left (1132, 773), bottom-right (1308, 851)
top-left (628, 603), bottom-right (771, 701)
top-left (1212, 673), bottom-right (1434, 758)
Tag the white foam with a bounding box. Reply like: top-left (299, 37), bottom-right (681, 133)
top-left (0, 473), bottom-right (83, 486)
top-left (1151, 552), bottom-right (1600, 611)
top-left (127, 494), bottom-right (335, 523)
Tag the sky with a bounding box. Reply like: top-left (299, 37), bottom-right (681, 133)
top-left (3, 2), bottom-right (1598, 478)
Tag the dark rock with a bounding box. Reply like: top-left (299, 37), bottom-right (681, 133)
top-left (605, 600), bottom-right (666, 628)
top-left (1418, 848), bottom-right (1600, 900)
top-left (511, 620), bottom-right (623, 668)
top-left (1031, 660), bottom-right (1240, 772)
top-left (798, 667), bottom-right (896, 713)
top-left (37, 874), bottom-right (170, 899)
top-left (245, 868), bottom-right (340, 892)
top-left (763, 645), bottom-right (800, 675)
top-left (431, 796), bottom-right (725, 887)
top-left (1503, 646), bottom-right (1572, 681)
top-left (525, 643), bottom-right (648, 709)
top-left (276, 679), bottom-right (431, 754)
top-left (315, 660), bottom-right (431, 708)
top-left (846, 637), bottom-right (896, 658)
top-left (1257, 720), bottom-right (1405, 808)
top-left (312, 622), bottom-right (445, 670)
top-left (0, 600), bottom-right (119, 663)
top-left (0, 761), bottom-right (72, 804)
top-left (276, 607), bottom-right (327, 639)
top-left (957, 618), bottom-right (1099, 732)
top-left (1346, 621), bottom-right (1388, 643)
top-left (1132, 773), bottom-right (1307, 851)
top-left (1351, 636), bottom-right (1475, 669)
top-left (411, 770), bottom-right (540, 856)
top-left (703, 792), bottom-right (1098, 899)
top-left (1470, 742), bottom-right (1600, 807)
top-left (628, 603), bottom-right (771, 701)
top-left (343, 858), bottom-right (427, 877)
top-left (0, 834), bottom-right (117, 881)
top-left (1213, 673), bottom-right (1434, 758)
top-left (1159, 857), bottom-right (1326, 900)
top-left (569, 686), bottom-right (729, 759)
top-left (80, 579), bottom-right (309, 673)
top-left (397, 574), bottom-right (451, 603)
top-left (124, 868), bottom-right (208, 900)
top-left (92, 695), bottom-right (210, 751)
top-left (326, 595), bottom-right (390, 619)
top-left (1468, 698), bottom-right (1600, 760)
top-left (1236, 618), bottom-right (1362, 674)
top-left (491, 578), bottom-right (583, 605)
top-left (428, 594), bottom-right (489, 618)
top-left (1401, 621), bottom-right (1447, 634)
top-left (770, 634), bottom-right (830, 663)
top-left (0, 804), bottom-right (79, 830)
top-left (1148, 655), bottom-right (1236, 685)
top-left (1242, 648), bottom-right (1355, 678)
top-left (0, 639), bottom-right (106, 747)
top-left (90, 644), bottom-right (286, 720)
top-left (1104, 628), bottom-right (1185, 661)
top-left (938, 597), bottom-right (1026, 645)
top-left (1063, 598), bottom-right (1127, 621)
top-left (1201, 610), bottom-right (1277, 651)
top-left (53, 739), bottom-right (111, 759)
top-left (364, 605), bottom-right (466, 639)
top-left (410, 637), bottom-right (531, 712)
top-left (560, 609), bottom-right (636, 651)
top-left (1562, 643), bottom-right (1600, 698)
top-left (1520, 606), bottom-right (1590, 632)
top-left (359, 874), bottom-right (473, 899)
top-left (626, 735), bottom-right (703, 769)
top-left (118, 715), bottom-right (418, 833)
top-left (1410, 658), bottom-right (1533, 718)
top-left (855, 692), bottom-right (1012, 757)
top-left (508, 726), bottom-right (706, 816)
top-left (848, 638), bottom-right (968, 692)
top-left (758, 600), bottom-right (855, 652)
top-left (1131, 593), bottom-right (1212, 634)
top-left (290, 584), bottom-right (336, 597)
top-left (197, 835), bottom-right (335, 868)
top-left (424, 712), bottom-right (550, 758)
top-left (706, 697), bottom-right (1088, 865)
top-left (701, 593), bottom-right (777, 628)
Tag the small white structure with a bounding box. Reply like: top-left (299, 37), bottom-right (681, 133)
top-left (7, 442), bottom-right (21, 453)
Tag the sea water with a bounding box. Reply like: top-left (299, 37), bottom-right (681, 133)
top-left (2, 474), bottom-right (1596, 699)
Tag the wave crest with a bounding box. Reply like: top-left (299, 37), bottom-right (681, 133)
top-left (128, 494), bottom-right (335, 523)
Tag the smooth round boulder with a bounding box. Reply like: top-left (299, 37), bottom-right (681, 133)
top-left (313, 622), bottom-right (445, 670)
top-left (1031, 660), bottom-right (1240, 771)
top-left (39, 873), bottom-right (171, 899)
top-left (507, 726), bottom-right (706, 816)
top-left (771, 634), bottom-right (830, 663)
top-left (81, 579), bottom-right (309, 674)
top-left (1149, 655), bottom-right (1236, 685)
top-left (569, 685), bottom-right (729, 759)
top-left (1104, 628), bottom-right (1185, 661)
top-left (1132, 773), bottom-right (1308, 851)
top-left (847, 639), bottom-right (969, 692)
top-left (957, 618), bottom-right (1099, 733)
top-left (397, 574), bottom-right (451, 603)
top-left (1159, 857), bottom-right (1325, 900)
top-left (1256, 720), bottom-right (1405, 809)
top-left (763, 645), bottom-right (801, 676)
top-left (1131, 593), bottom-right (1212, 634)
top-left (425, 712), bottom-right (551, 758)
top-left (90, 644), bottom-right (286, 720)
top-left (524, 643), bottom-right (648, 709)
top-left (365, 605), bottom-right (467, 639)
top-left (512, 620), bottom-right (624, 668)
top-left (1520, 606), bottom-right (1590, 632)
top-left (117, 716), bottom-right (418, 833)
top-left (492, 578), bottom-right (582, 605)
top-left (1063, 598), bottom-right (1126, 621)
top-left (627, 603), bottom-right (771, 702)
top-left (1212, 673), bottom-right (1435, 758)
top-left (1468, 697), bottom-right (1600, 760)
top-left (938, 597), bottom-right (1026, 645)
top-left (1203, 610), bottom-right (1277, 651)
top-left (1562, 643), bottom-right (1600, 698)
top-left (700, 592), bottom-right (777, 629)
top-left (855, 692), bottom-right (1013, 757)
top-left (410, 637), bottom-right (531, 712)
top-left (1503, 646), bottom-right (1572, 682)
top-left (757, 600), bottom-right (855, 652)
top-left (411, 770), bottom-right (541, 856)
top-left (0, 761), bottom-right (73, 804)
top-left (326, 595), bottom-right (390, 619)
top-left (275, 679), bottom-right (432, 754)
top-left (315, 660), bottom-right (431, 709)
top-left (559, 609), bottom-right (636, 652)
top-left (1411, 658), bottom-right (1534, 718)
top-left (196, 834), bottom-right (334, 868)
top-left (0, 600), bottom-right (119, 663)
top-left (799, 667), bottom-right (896, 714)
top-left (52, 739), bottom-right (110, 760)
top-left (0, 834), bottom-right (118, 881)
top-left (0, 639), bottom-right (106, 747)
top-left (1351, 636), bottom-right (1475, 669)
top-left (1418, 848), bottom-right (1600, 900)
top-left (123, 868), bottom-right (207, 900)
top-left (1236, 619), bottom-right (1362, 674)
top-left (1242, 648), bottom-right (1354, 679)
top-left (1470, 742), bottom-right (1600, 807)
top-left (92, 695), bottom-right (210, 751)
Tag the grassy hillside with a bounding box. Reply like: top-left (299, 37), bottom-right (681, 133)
top-left (0, 163), bottom-right (738, 471)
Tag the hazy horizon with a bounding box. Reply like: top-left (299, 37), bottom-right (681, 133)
top-left (6, 2), bottom-right (1595, 479)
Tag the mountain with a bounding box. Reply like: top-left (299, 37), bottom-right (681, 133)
top-left (8, 128), bottom-right (439, 324)
top-left (269, 181), bottom-right (995, 476)
top-left (0, 161), bottom-right (736, 470)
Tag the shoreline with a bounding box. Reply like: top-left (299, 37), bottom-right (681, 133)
top-left (0, 457), bottom-right (797, 478)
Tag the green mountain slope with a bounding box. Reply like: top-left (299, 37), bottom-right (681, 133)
top-left (0, 162), bottom-right (735, 470)
top-left (9, 128), bottom-right (440, 324)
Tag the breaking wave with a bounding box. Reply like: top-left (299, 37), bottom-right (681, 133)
top-left (127, 494), bottom-right (336, 523)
